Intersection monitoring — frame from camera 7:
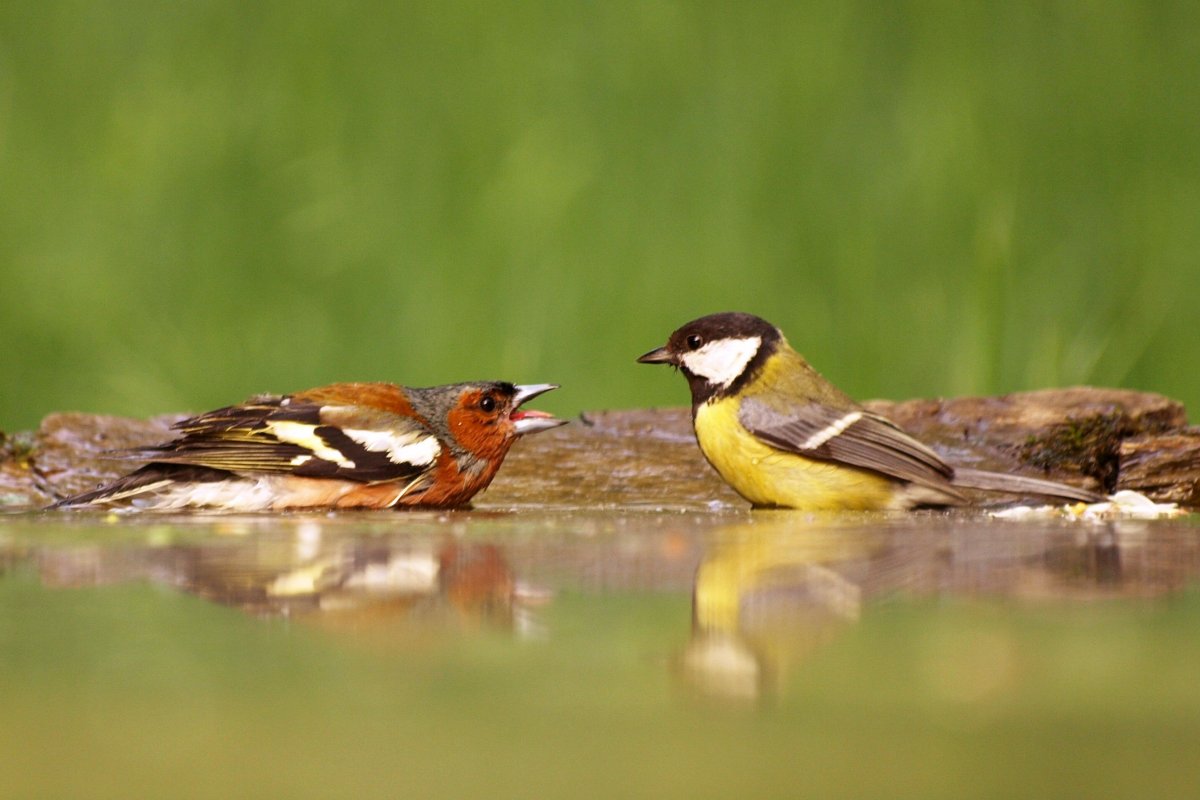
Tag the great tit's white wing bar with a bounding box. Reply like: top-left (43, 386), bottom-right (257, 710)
top-left (738, 397), bottom-right (955, 491)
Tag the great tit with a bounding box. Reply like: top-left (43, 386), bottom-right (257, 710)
top-left (638, 312), bottom-right (1103, 510)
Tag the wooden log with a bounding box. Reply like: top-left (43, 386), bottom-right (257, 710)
top-left (2, 388), bottom-right (1196, 510)
top-left (1117, 431), bottom-right (1200, 506)
top-left (863, 387), bottom-right (1189, 496)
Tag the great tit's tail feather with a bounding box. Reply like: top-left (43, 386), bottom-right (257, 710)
top-left (951, 467), bottom-right (1104, 504)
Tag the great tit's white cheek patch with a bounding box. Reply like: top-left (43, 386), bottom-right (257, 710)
top-left (680, 336), bottom-right (762, 388)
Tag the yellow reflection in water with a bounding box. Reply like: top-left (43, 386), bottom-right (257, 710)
top-left (683, 515), bottom-right (885, 701)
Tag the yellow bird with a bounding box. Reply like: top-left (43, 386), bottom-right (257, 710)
top-left (638, 312), bottom-right (1103, 511)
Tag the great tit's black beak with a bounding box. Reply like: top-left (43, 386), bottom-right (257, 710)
top-left (636, 346), bottom-right (674, 365)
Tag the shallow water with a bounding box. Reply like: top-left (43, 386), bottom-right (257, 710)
top-left (2, 508), bottom-right (1199, 798)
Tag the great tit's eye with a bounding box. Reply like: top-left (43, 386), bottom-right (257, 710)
top-left (685, 334), bottom-right (703, 350)
top-left (479, 395), bottom-right (496, 413)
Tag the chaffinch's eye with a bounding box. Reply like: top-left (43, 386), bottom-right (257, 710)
top-left (479, 395), bottom-right (496, 413)
top-left (686, 334), bottom-right (703, 350)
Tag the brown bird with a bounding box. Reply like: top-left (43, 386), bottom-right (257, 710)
top-left (52, 381), bottom-right (565, 511)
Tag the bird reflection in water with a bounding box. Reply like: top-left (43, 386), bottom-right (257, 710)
top-left (679, 515), bottom-right (1139, 703)
top-left (680, 518), bottom-right (882, 702)
top-left (30, 518), bottom-right (543, 637)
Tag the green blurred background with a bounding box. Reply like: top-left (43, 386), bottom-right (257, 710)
top-left (1, 1), bottom-right (1197, 431)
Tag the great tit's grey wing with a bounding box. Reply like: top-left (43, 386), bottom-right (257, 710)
top-left (129, 395), bottom-right (442, 484)
top-left (738, 396), bottom-right (954, 490)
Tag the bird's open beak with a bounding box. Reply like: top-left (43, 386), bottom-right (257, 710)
top-left (636, 346), bottom-right (674, 365)
top-left (510, 384), bottom-right (568, 435)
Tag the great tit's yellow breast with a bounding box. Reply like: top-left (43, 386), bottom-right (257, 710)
top-left (693, 397), bottom-right (898, 511)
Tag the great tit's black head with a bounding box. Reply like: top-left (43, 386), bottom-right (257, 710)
top-left (637, 312), bottom-right (782, 403)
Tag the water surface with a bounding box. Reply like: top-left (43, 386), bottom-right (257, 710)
top-left (2, 509), bottom-right (1198, 798)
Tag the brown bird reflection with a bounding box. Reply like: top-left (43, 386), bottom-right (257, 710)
top-left (31, 519), bottom-right (537, 635)
top-left (11, 507), bottom-right (1198, 698)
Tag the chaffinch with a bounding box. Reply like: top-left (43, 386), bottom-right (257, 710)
top-left (53, 381), bottom-right (565, 511)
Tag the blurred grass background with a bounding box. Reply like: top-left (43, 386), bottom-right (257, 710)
top-left (1, 1), bottom-right (1197, 430)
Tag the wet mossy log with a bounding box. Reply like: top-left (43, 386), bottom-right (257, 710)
top-left (1, 387), bottom-right (1196, 510)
